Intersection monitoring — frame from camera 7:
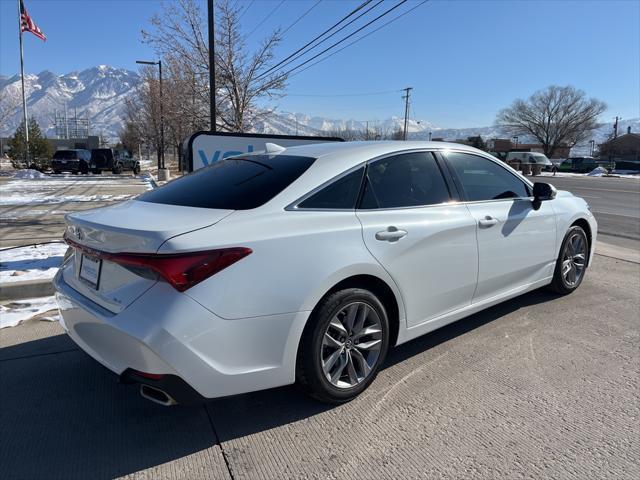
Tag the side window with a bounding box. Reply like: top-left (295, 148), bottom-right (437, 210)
top-left (298, 167), bottom-right (364, 210)
top-left (359, 152), bottom-right (450, 209)
top-left (446, 152), bottom-right (530, 201)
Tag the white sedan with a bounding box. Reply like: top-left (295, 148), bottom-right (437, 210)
top-left (54, 141), bottom-right (596, 405)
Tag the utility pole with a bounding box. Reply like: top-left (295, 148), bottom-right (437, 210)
top-left (402, 87), bottom-right (412, 141)
top-left (613, 116), bottom-right (620, 138)
top-left (208, 0), bottom-right (216, 132)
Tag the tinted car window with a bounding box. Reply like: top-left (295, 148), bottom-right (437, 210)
top-left (298, 167), bottom-right (364, 209)
top-left (446, 152), bottom-right (530, 201)
top-left (140, 155), bottom-right (315, 210)
top-left (359, 152), bottom-right (450, 209)
top-left (53, 150), bottom-right (79, 160)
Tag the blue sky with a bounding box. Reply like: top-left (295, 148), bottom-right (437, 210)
top-left (1, 0), bottom-right (638, 127)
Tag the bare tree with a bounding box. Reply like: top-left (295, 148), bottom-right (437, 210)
top-left (141, 0), bottom-right (286, 133)
top-left (124, 65), bottom-right (164, 168)
top-left (496, 85), bottom-right (606, 157)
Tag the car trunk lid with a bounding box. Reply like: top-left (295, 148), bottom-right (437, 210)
top-left (62, 200), bottom-right (233, 313)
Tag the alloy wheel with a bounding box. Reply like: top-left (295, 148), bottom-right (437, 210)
top-left (561, 232), bottom-right (587, 287)
top-left (321, 301), bottom-right (383, 389)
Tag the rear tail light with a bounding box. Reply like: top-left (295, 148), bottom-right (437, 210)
top-left (64, 234), bottom-right (251, 292)
top-left (109, 248), bottom-right (252, 292)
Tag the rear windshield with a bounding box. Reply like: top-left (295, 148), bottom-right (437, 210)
top-left (53, 150), bottom-right (78, 160)
top-left (139, 154), bottom-right (316, 210)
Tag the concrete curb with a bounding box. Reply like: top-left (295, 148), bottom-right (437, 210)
top-left (0, 278), bottom-right (55, 301)
top-left (595, 242), bottom-right (640, 264)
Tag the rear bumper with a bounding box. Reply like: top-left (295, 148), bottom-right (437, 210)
top-left (54, 271), bottom-right (308, 401)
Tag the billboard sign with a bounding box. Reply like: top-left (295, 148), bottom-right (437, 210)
top-left (186, 131), bottom-right (344, 172)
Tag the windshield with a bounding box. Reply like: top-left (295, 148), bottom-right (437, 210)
top-left (139, 154), bottom-right (316, 210)
top-left (53, 150), bottom-right (78, 160)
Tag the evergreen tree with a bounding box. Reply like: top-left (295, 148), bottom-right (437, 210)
top-left (8, 118), bottom-right (53, 170)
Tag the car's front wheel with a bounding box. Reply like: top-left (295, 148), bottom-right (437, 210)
top-left (549, 225), bottom-right (589, 294)
top-left (297, 288), bottom-right (389, 403)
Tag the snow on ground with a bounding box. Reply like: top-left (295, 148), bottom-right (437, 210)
top-left (0, 173), bottom-right (154, 206)
top-left (0, 296), bottom-right (59, 328)
top-left (538, 171), bottom-right (640, 179)
top-left (0, 243), bottom-right (67, 283)
top-left (12, 169), bottom-right (46, 179)
top-left (0, 193), bottom-right (133, 206)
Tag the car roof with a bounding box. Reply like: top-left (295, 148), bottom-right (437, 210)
top-left (281, 140), bottom-right (480, 160)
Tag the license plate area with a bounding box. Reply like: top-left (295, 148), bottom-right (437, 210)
top-left (79, 253), bottom-right (102, 289)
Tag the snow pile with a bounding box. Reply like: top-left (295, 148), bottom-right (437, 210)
top-left (12, 169), bottom-right (46, 179)
top-left (587, 166), bottom-right (608, 177)
top-left (0, 296), bottom-right (59, 328)
top-left (0, 193), bottom-right (132, 206)
top-left (0, 243), bottom-right (67, 283)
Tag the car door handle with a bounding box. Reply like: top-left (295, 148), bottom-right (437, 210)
top-left (375, 227), bottom-right (408, 242)
top-left (478, 216), bottom-right (499, 228)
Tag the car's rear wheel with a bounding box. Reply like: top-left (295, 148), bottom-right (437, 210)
top-left (112, 164), bottom-right (122, 174)
top-left (549, 225), bottom-right (589, 295)
top-left (297, 288), bottom-right (389, 403)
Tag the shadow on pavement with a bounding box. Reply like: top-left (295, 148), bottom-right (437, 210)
top-left (207, 287), bottom-right (560, 442)
top-left (0, 287), bottom-right (559, 478)
top-left (0, 346), bottom-right (216, 479)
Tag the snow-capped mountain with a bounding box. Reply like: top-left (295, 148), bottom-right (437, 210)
top-left (1, 65), bottom-right (637, 157)
top-left (0, 65), bottom-right (140, 140)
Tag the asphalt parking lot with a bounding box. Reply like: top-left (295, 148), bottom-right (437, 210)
top-left (1, 254), bottom-right (638, 479)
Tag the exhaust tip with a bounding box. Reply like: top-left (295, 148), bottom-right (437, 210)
top-left (140, 384), bottom-right (177, 406)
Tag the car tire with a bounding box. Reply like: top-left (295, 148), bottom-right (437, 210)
top-left (72, 170), bottom-right (78, 175)
top-left (133, 165), bottom-right (140, 175)
top-left (112, 164), bottom-right (122, 174)
top-left (549, 225), bottom-right (589, 295)
top-left (93, 169), bottom-right (101, 175)
top-left (53, 170), bottom-right (61, 174)
top-left (296, 288), bottom-right (389, 404)
top-left (79, 163), bottom-right (89, 175)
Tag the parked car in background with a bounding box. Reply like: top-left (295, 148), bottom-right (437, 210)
top-left (55, 141), bottom-right (596, 405)
top-left (90, 148), bottom-right (140, 174)
top-left (51, 149), bottom-right (91, 174)
top-left (559, 157), bottom-right (615, 173)
top-left (505, 151), bottom-right (552, 175)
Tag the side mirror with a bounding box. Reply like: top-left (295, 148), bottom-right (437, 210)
top-left (532, 182), bottom-right (557, 210)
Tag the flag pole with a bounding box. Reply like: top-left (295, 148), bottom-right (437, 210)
top-left (17, 0), bottom-right (29, 166)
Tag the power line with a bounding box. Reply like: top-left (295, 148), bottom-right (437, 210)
top-left (268, 0), bottom-right (409, 82)
top-left (290, 0), bottom-right (430, 78)
top-left (257, 0), bottom-right (375, 79)
top-left (257, 0), bottom-right (384, 80)
top-left (247, 0), bottom-right (286, 38)
top-left (238, 0), bottom-right (255, 20)
top-left (281, 0), bottom-right (323, 36)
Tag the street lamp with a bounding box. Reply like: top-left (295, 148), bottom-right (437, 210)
top-left (136, 60), bottom-right (165, 172)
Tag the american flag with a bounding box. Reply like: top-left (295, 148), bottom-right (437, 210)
top-left (20, 0), bottom-right (46, 41)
